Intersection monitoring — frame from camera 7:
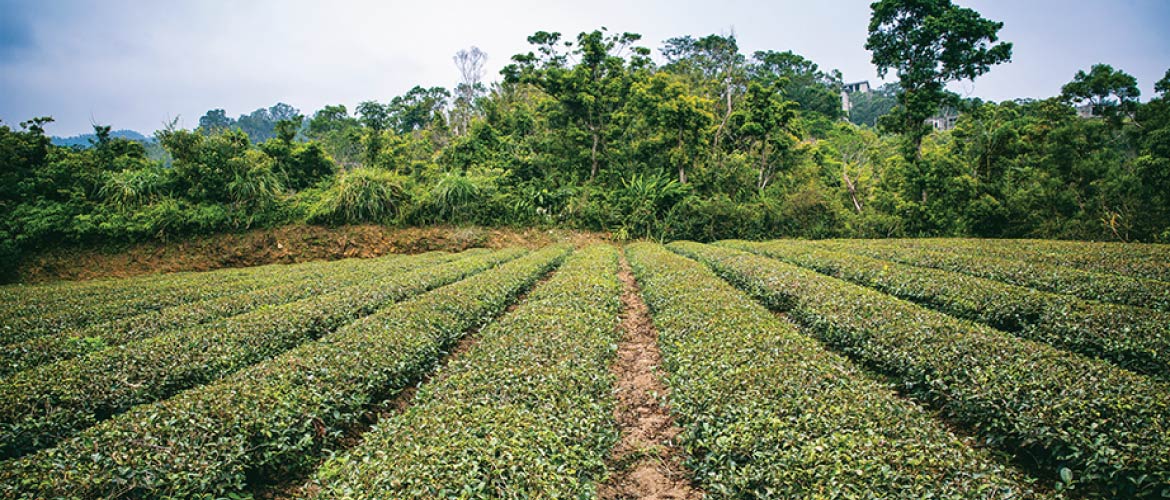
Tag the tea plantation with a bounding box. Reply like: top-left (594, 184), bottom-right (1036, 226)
top-left (0, 239), bottom-right (1167, 498)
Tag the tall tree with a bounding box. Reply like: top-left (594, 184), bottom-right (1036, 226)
top-left (661, 34), bottom-right (745, 161)
top-left (630, 72), bottom-right (714, 184)
top-left (750, 50), bottom-right (844, 119)
top-left (731, 82), bottom-right (800, 190)
top-left (308, 105), bottom-right (357, 135)
top-left (197, 109), bottom-right (234, 134)
top-left (356, 101), bottom-right (391, 165)
top-left (504, 28), bottom-right (651, 181)
top-left (235, 103), bottom-right (302, 143)
top-left (388, 86), bottom-right (451, 134)
top-left (847, 82), bottom-right (900, 127)
top-left (452, 47), bottom-right (488, 135)
top-left (866, 0), bottom-right (1012, 159)
top-left (1061, 64), bottom-right (1140, 123)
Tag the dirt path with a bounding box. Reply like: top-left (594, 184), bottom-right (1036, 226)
top-left (599, 256), bottom-right (703, 500)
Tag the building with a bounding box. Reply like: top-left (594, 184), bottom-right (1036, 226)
top-left (1075, 103), bottom-right (1095, 118)
top-left (926, 107), bottom-right (960, 131)
top-left (841, 80), bottom-right (871, 115)
top-left (842, 81), bottom-right (871, 94)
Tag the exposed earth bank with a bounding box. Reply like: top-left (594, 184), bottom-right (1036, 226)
top-left (16, 225), bottom-right (610, 283)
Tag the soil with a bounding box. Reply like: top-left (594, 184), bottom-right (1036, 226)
top-left (598, 256), bottom-right (702, 500)
top-left (15, 224), bottom-right (609, 283)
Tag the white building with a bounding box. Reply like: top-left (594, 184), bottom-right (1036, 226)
top-left (1075, 103), bottom-right (1095, 118)
top-left (841, 81), bottom-right (871, 115)
top-left (927, 108), bottom-right (960, 131)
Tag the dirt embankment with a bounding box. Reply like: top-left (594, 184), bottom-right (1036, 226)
top-left (16, 225), bottom-right (609, 283)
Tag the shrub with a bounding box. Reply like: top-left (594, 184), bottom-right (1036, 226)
top-left (316, 245), bottom-right (615, 498)
top-left (818, 239), bottom-right (1170, 311)
top-left (672, 241), bottom-right (1170, 497)
top-left (0, 246), bottom-right (567, 498)
top-left (627, 243), bottom-right (1035, 497)
top-left (727, 239), bottom-right (1170, 380)
top-left (0, 248), bottom-right (524, 458)
top-left (310, 167), bottom-right (408, 224)
top-left (0, 252), bottom-right (462, 377)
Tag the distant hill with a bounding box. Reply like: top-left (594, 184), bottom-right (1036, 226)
top-left (51, 129), bottom-right (151, 148)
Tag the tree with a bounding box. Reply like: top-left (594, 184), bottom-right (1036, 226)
top-left (356, 101), bottom-right (391, 166)
top-left (1157, 68), bottom-right (1170, 96)
top-left (356, 101), bottom-right (390, 132)
top-left (231, 103), bottom-right (302, 143)
top-left (1061, 64), bottom-right (1140, 122)
top-left (1132, 68), bottom-right (1170, 239)
top-left (660, 34), bottom-right (745, 162)
top-left (731, 82), bottom-right (799, 190)
top-left (750, 50), bottom-right (843, 119)
top-left (828, 123), bottom-right (878, 213)
top-left (388, 86), bottom-right (451, 134)
top-left (308, 105), bottom-right (357, 135)
top-left (197, 109), bottom-right (234, 134)
top-left (262, 115), bottom-right (336, 191)
top-left (630, 72), bottom-right (714, 184)
top-left (847, 82), bottom-right (899, 127)
top-left (452, 47), bottom-right (488, 135)
top-left (504, 28), bottom-right (651, 181)
top-left (306, 105), bottom-right (363, 168)
top-left (866, 0), bottom-right (1012, 159)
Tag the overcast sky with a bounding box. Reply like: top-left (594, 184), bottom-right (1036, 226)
top-left (1, 0), bottom-right (1167, 137)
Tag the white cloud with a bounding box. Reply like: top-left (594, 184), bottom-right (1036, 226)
top-left (0, 0), bottom-right (1166, 136)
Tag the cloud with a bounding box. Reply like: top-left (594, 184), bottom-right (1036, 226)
top-left (0, 0), bottom-right (1167, 136)
top-left (0, 1), bottom-right (37, 62)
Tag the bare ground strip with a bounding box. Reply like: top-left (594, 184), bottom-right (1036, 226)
top-left (599, 256), bottom-right (702, 500)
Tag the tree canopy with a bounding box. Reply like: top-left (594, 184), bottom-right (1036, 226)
top-left (3, 5), bottom-right (1169, 280)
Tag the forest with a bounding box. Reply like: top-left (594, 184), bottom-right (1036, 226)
top-left (1, 0), bottom-right (1169, 280)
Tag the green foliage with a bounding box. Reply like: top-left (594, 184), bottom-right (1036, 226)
top-left (847, 82), bottom-right (899, 127)
top-left (0, 248), bottom-right (539, 498)
top-left (310, 167), bottom-right (407, 224)
top-left (503, 28), bottom-right (651, 181)
top-left (2, 14), bottom-right (1168, 273)
top-left (417, 169), bottom-right (502, 224)
top-left (197, 103), bottom-right (302, 143)
top-left (731, 81), bottom-right (801, 189)
top-left (751, 50), bottom-right (844, 119)
top-left (866, 0), bottom-right (1012, 156)
top-left (0, 250), bottom-right (520, 460)
top-left (824, 238), bottom-right (1170, 311)
top-left (259, 132), bottom-right (336, 190)
top-left (676, 241), bottom-right (1170, 498)
top-left (732, 239), bottom-right (1170, 380)
top-left (628, 72), bottom-right (714, 184)
top-left (631, 243), bottom-right (1034, 497)
top-left (1061, 64), bottom-right (1140, 121)
top-left (317, 245), bottom-right (613, 498)
top-left (0, 255), bottom-right (440, 377)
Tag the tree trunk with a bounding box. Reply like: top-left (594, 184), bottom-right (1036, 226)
top-left (757, 142), bottom-right (770, 190)
top-left (677, 132), bottom-right (687, 184)
top-left (589, 131), bottom-right (600, 182)
top-left (842, 167), bottom-right (863, 213)
top-left (713, 85), bottom-right (733, 170)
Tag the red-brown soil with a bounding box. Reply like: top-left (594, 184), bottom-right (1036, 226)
top-left (598, 256), bottom-right (703, 500)
top-left (16, 224), bottom-right (608, 283)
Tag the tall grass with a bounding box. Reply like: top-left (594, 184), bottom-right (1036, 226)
top-left (310, 167), bottom-right (407, 223)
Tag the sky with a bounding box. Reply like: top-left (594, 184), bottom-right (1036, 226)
top-left (0, 0), bottom-right (1167, 137)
